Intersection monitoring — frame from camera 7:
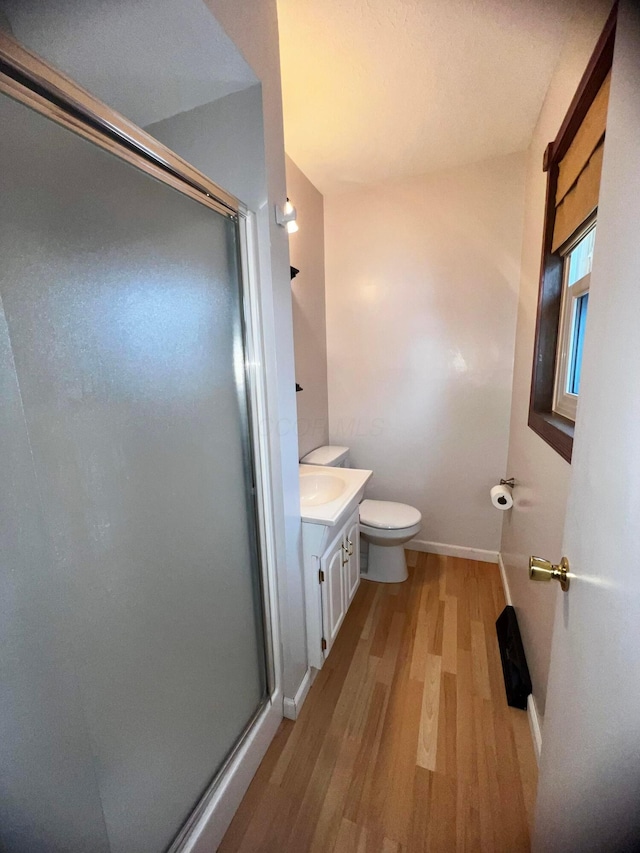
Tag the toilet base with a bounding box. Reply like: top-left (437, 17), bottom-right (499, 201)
top-left (363, 542), bottom-right (408, 583)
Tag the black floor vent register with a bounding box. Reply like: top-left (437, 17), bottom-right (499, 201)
top-left (496, 605), bottom-right (532, 710)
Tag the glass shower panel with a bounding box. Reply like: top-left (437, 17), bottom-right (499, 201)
top-left (0, 300), bottom-right (111, 853)
top-left (0, 93), bottom-right (267, 853)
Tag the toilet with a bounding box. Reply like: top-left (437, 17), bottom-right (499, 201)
top-left (299, 445), bottom-right (421, 583)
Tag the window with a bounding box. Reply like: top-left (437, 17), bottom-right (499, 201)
top-left (528, 4), bottom-right (616, 463)
top-left (553, 220), bottom-right (596, 420)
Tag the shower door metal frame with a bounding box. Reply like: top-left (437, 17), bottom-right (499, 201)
top-left (0, 28), bottom-right (283, 850)
top-left (0, 31), bottom-right (239, 218)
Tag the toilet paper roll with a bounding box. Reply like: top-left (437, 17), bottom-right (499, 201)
top-left (490, 484), bottom-right (513, 510)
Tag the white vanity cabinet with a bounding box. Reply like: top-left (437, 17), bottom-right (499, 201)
top-left (319, 531), bottom-right (346, 654)
top-left (302, 505), bottom-right (361, 668)
top-left (344, 511), bottom-right (360, 605)
top-left (299, 463), bottom-right (371, 670)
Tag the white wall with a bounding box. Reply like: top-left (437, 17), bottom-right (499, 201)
top-left (325, 153), bottom-right (526, 555)
top-left (286, 155), bottom-right (329, 459)
top-left (146, 85), bottom-right (266, 210)
top-left (500, 0), bottom-right (612, 721)
top-left (1, 0), bottom-right (257, 127)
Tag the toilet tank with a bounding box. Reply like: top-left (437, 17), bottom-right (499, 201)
top-left (300, 445), bottom-right (350, 468)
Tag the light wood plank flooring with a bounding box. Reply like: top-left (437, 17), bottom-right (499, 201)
top-left (220, 552), bottom-right (537, 852)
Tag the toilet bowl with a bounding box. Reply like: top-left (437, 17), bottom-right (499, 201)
top-left (359, 499), bottom-right (421, 583)
top-left (299, 446), bottom-right (422, 583)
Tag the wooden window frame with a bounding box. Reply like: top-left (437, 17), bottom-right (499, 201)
top-left (528, 3), bottom-right (617, 463)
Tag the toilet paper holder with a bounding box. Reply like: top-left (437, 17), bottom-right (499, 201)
top-left (500, 477), bottom-right (516, 488)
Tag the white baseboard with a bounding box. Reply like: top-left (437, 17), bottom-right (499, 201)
top-left (527, 694), bottom-right (542, 765)
top-left (177, 694), bottom-right (282, 852)
top-left (497, 552), bottom-right (513, 605)
top-left (406, 539), bottom-right (499, 564)
top-left (283, 667), bottom-right (313, 720)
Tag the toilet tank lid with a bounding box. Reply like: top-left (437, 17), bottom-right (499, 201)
top-left (359, 499), bottom-right (422, 529)
top-left (300, 445), bottom-right (350, 466)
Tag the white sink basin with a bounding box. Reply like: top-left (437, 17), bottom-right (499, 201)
top-left (299, 472), bottom-right (346, 506)
top-left (299, 464), bottom-right (373, 526)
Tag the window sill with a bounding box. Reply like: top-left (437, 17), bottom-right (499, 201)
top-left (528, 409), bottom-right (574, 463)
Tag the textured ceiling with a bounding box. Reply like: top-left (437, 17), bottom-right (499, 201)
top-left (277, 0), bottom-right (582, 194)
top-left (0, 0), bottom-right (257, 127)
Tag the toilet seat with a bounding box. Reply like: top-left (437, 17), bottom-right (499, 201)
top-left (359, 499), bottom-right (421, 530)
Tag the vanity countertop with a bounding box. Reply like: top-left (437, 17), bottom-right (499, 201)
top-left (299, 464), bottom-right (372, 527)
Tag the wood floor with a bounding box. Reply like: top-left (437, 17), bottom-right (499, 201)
top-left (219, 552), bottom-right (538, 852)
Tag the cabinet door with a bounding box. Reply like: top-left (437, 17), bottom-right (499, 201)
top-left (320, 536), bottom-right (347, 658)
top-left (345, 510), bottom-right (361, 605)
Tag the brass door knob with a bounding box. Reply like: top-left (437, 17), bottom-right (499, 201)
top-left (529, 556), bottom-right (570, 591)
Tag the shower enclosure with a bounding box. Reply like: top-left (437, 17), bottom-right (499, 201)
top-left (0, 35), bottom-right (273, 853)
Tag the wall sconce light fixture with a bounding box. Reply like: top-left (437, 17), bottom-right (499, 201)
top-left (275, 198), bottom-right (299, 234)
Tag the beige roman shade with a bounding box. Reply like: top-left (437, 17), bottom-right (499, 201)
top-left (552, 71), bottom-right (611, 251)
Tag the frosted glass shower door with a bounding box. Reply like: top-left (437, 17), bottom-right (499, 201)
top-left (0, 92), bottom-right (268, 852)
